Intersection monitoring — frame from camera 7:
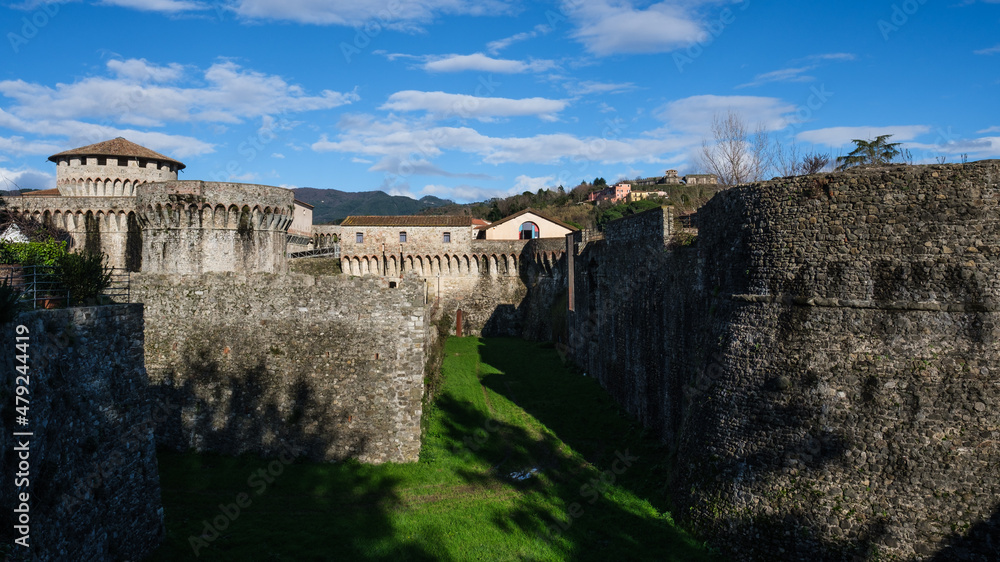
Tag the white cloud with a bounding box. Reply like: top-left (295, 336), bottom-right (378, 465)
top-left (380, 91), bottom-right (568, 121)
top-left (802, 53), bottom-right (856, 62)
top-left (229, 0), bottom-right (512, 29)
top-left (737, 66), bottom-right (815, 88)
top-left (563, 0), bottom-right (708, 55)
top-left (312, 94), bottom-right (816, 181)
top-left (978, 126), bottom-right (1000, 134)
top-left (98, 0), bottom-right (209, 13)
top-left (422, 53), bottom-right (555, 73)
top-left (0, 106), bottom-right (215, 158)
top-left (904, 136), bottom-right (1000, 162)
top-left (655, 95), bottom-right (797, 135)
top-left (512, 174), bottom-right (556, 193)
top-left (573, 81), bottom-right (637, 95)
top-left (419, 183), bottom-right (501, 202)
top-left (417, 175), bottom-right (560, 202)
top-left (312, 114), bottom-right (691, 166)
top-left (795, 126), bottom-right (932, 146)
top-left (0, 135), bottom-right (65, 156)
top-left (486, 24), bottom-right (552, 54)
top-left (738, 53), bottom-right (855, 88)
top-left (368, 156), bottom-right (496, 179)
top-left (107, 58), bottom-right (185, 82)
top-left (271, 153), bottom-right (285, 158)
top-left (0, 166), bottom-right (55, 192)
top-left (974, 44), bottom-right (1000, 55)
top-left (0, 59), bottom-right (358, 127)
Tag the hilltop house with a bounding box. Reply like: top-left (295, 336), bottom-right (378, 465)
top-left (587, 182), bottom-right (632, 203)
top-left (475, 208), bottom-right (577, 240)
top-left (632, 169), bottom-right (718, 187)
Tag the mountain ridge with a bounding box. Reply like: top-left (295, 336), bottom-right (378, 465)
top-left (292, 188), bottom-right (454, 224)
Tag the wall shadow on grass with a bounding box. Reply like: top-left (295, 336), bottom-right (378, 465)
top-left (150, 448), bottom-right (447, 561)
top-left (431, 337), bottom-right (721, 562)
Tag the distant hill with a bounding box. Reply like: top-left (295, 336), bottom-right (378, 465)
top-left (292, 188), bottom-right (454, 224)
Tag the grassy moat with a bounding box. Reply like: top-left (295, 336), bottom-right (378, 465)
top-left (150, 337), bottom-right (721, 561)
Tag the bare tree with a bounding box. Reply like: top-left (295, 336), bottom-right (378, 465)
top-left (800, 153), bottom-right (830, 174)
top-left (773, 138), bottom-right (801, 177)
top-left (700, 110), bottom-right (774, 187)
top-left (772, 138), bottom-right (832, 177)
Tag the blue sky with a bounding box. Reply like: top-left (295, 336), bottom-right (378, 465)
top-left (0, 0), bottom-right (997, 202)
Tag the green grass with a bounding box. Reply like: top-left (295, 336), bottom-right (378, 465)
top-left (150, 337), bottom-right (723, 561)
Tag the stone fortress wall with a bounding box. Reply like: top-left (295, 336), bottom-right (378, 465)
top-left (7, 195), bottom-right (140, 268)
top-left (0, 305), bottom-right (164, 560)
top-left (131, 272), bottom-right (428, 464)
top-left (566, 161), bottom-right (1000, 560)
top-left (333, 221), bottom-right (568, 338)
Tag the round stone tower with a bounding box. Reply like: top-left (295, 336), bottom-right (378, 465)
top-left (48, 137), bottom-right (185, 197)
top-left (136, 180), bottom-right (293, 274)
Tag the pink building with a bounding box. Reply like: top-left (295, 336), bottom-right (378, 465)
top-left (588, 182), bottom-right (632, 203)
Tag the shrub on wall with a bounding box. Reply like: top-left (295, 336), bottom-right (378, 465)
top-left (0, 239), bottom-right (68, 266)
top-left (55, 252), bottom-right (112, 306)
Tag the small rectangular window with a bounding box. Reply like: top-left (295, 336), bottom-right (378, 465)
top-left (400, 231), bottom-right (407, 243)
top-left (443, 232), bottom-right (451, 243)
top-left (356, 232), bottom-right (363, 243)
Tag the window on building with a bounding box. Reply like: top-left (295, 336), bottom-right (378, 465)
top-left (356, 232), bottom-right (363, 244)
top-left (443, 232), bottom-right (451, 243)
top-left (399, 231), bottom-right (407, 243)
top-left (519, 221), bottom-right (539, 240)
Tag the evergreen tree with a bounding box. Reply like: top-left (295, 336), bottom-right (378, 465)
top-left (836, 135), bottom-right (902, 170)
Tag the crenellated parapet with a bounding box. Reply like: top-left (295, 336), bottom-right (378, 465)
top-left (136, 181), bottom-right (294, 274)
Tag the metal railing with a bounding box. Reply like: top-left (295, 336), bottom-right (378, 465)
top-left (1, 264), bottom-right (132, 308)
top-left (289, 245), bottom-right (341, 259)
top-left (103, 268), bottom-right (131, 304)
top-left (3, 265), bottom-right (67, 309)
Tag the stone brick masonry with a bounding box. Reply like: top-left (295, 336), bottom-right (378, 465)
top-left (131, 272), bottom-right (427, 464)
top-left (0, 305), bottom-right (164, 561)
top-left (568, 161), bottom-right (1000, 560)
